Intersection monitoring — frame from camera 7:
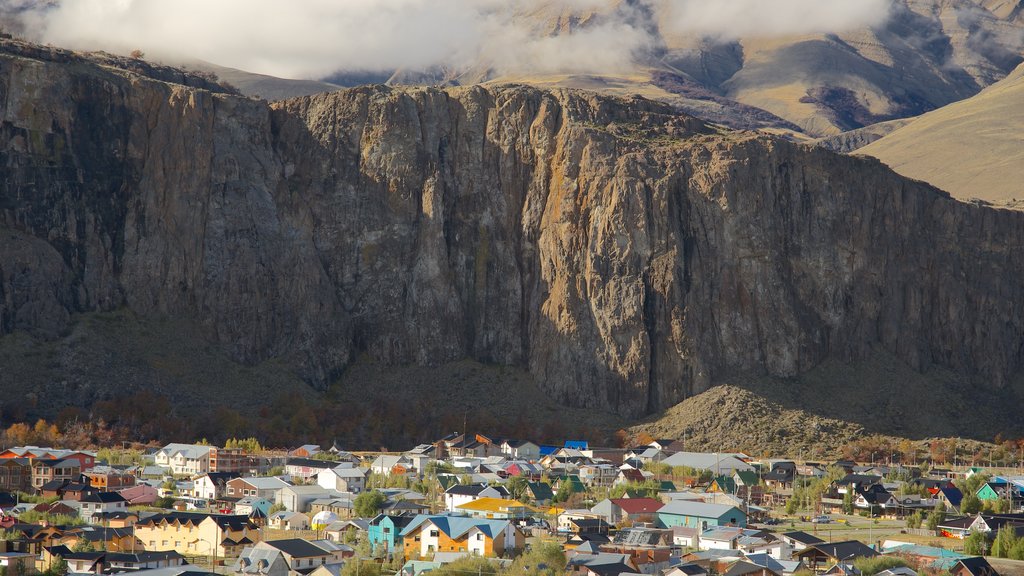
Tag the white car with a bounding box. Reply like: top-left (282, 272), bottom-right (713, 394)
top-left (811, 515), bottom-right (831, 524)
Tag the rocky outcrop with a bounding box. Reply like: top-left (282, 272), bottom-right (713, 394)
top-left (3, 42), bottom-right (1024, 419)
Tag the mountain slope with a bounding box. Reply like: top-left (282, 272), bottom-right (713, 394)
top-left (857, 62), bottom-right (1024, 203)
top-left (4, 38), bottom-right (1024, 434)
top-left (478, 0), bottom-right (1024, 137)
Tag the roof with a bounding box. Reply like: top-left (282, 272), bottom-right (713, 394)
top-left (445, 484), bottom-right (487, 496)
top-left (658, 500), bottom-right (744, 519)
top-left (661, 452), bottom-right (753, 473)
top-left (81, 491), bottom-right (128, 503)
top-left (952, 557), bottom-right (997, 576)
top-left (159, 444), bottom-right (213, 460)
top-left (796, 541), bottom-right (879, 560)
top-left (734, 471), bottom-right (759, 486)
top-left (456, 498), bottom-right (534, 514)
top-left (262, 539), bottom-right (335, 558)
top-left (527, 482), bottom-right (554, 501)
top-left (781, 531), bottom-right (826, 546)
top-left (609, 498), bottom-right (664, 514)
top-left (399, 515), bottom-right (512, 540)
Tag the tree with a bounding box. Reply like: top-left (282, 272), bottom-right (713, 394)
top-left (964, 531), bottom-right (989, 556)
top-left (992, 526), bottom-right (1019, 558)
top-left (44, 557), bottom-right (68, 576)
top-left (267, 466), bottom-right (285, 477)
top-left (961, 493), bottom-right (983, 515)
top-left (268, 502), bottom-right (287, 514)
top-left (926, 502), bottom-right (946, 533)
top-left (553, 479), bottom-right (574, 503)
top-left (354, 490), bottom-right (386, 518)
top-left (506, 542), bottom-right (566, 576)
top-left (842, 491), bottom-right (855, 515)
top-left (905, 511), bottom-right (923, 529)
top-left (507, 476), bottom-right (528, 501)
top-left (129, 49), bottom-right (145, 59)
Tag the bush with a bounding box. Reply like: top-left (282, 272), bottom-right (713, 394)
top-left (964, 531), bottom-right (989, 556)
top-left (853, 556), bottom-right (909, 576)
top-left (354, 491), bottom-right (386, 518)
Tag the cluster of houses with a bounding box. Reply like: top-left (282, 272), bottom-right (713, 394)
top-left (0, 439), bottom-right (1010, 576)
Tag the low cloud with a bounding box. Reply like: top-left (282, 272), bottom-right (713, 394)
top-left (11, 0), bottom-right (894, 80)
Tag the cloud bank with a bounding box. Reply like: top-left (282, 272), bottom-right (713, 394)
top-left (11, 0), bottom-right (893, 80)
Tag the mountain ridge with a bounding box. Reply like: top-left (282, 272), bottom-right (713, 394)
top-left (2, 39), bottom-right (1024, 438)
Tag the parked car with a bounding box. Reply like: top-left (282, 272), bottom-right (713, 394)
top-left (763, 518), bottom-right (781, 525)
top-left (811, 515), bottom-right (831, 524)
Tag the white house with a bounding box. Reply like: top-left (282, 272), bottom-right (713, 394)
top-left (501, 440), bottom-right (541, 461)
top-left (443, 484), bottom-right (509, 512)
top-left (278, 485), bottom-right (341, 513)
top-left (191, 472), bottom-right (240, 500)
top-left (316, 466), bottom-right (367, 494)
top-left (79, 492), bottom-right (128, 522)
top-left (154, 444), bottom-right (213, 476)
top-left (268, 511), bottom-right (311, 531)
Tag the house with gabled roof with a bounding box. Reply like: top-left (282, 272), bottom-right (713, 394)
top-left (657, 501), bottom-right (746, 530)
top-left (368, 514), bottom-right (417, 555)
top-left (316, 465), bottom-right (367, 494)
top-left (443, 484), bottom-right (508, 512)
top-left (134, 512), bottom-right (259, 557)
top-left (399, 514), bottom-right (524, 559)
top-left (227, 476), bottom-right (292, 501)
top-left (500, 440), bottom-right (540, 461)
top-left (591, 498), bottom-right (664, 525)
top-left (951, 556), bottom-right (998, 576)
top-left (193, 472), bottom-right (242, 501)
top-left (792, 541), bottom-right (878, 572)
top-left (455, 497), bottom-right (538, 520)
top-left (154, 444), bottom-right (213, 476)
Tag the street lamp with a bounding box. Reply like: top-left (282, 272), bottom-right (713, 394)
top-left (197, 538), bottom-right (218, 574)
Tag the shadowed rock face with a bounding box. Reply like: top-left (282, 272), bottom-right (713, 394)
top-left (3, 42), bottom-right (1024, 419)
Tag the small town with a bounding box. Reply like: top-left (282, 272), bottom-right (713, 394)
top-left (0, 435), bottom-right (1018, 576)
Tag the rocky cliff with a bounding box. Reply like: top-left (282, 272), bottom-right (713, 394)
top-left (3, 40), bottom-right (1024, 421)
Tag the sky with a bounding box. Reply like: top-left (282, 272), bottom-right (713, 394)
top-left (10, 0), bottom-right (894, 80)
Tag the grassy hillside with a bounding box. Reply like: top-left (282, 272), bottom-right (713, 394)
top-left (858, 63), bottom-right (1024, 203)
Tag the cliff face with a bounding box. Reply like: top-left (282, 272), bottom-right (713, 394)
top-left (3, 42), bottom-right (1024, 419)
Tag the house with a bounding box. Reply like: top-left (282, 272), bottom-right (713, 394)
top-left (133, 512), bottom-right (260, 558)
top-left (661, 453), bottom-right (753, 475)
top-left (443, 484), bottom-right (509, 512)
top-left (309, 497), bottom-right (354, 518)
top-left (977, 480), bottom-right (1024, 507)
top-left (0, 448), bottom-right (95, 470)
top-left (227, 477), bottom-right (292, 501)
top-left (235, 497), bottom-right (274, 517)
top-left (368, 514), bottom-right (417, 555)
top-left (591, 498), bottom-right (664, 525)
top-left (792, 541), bottom-right (878, 572)
top-left (60, 526), bottom-right (140, 552)
top-left (284, 458), bottom-right (336, 481)
top-left (0, 552), bottom-right (35, 575)
top-left (192, 472), bottom-right (242, 501)
top-left (43, 546), bottom-right (185, 575)
top-left (950, 557), bottom-right (998, 576)
top-left (91, 511), bottom-right (140, 528)
top-left (325, 519), bottom-right (369, 543)
top-left (602, 526), bottom-right (674, 572)
top-left (779, 531), bottom-right (825, 552)
top-left (936, 486), bottom-right (964, 513)
top-left (277, 485), bottom-right (340, 513)
top-left (762, 463), bottom-right (797, 491)
top-left (268, 511), bottom-right (311, 531)
top-left (578, 465), bottom-right (618, 487)
top-left (399, 515), bottom-right (524, 559)
top-left (80, 492), bottom-right (129, 522)
top-left (500, 440), bottom-right (540, 461)
top-left (371, 455), bottom-right (416, 476)
top-left (316, 466), bottom-right (367, 494)
top-left (289, 445), bottom-right (323, 459)
top-left (455, 498), bottom-right (537, 520)
top-left (503, 461), bottom-right (542, 479)
top-left (525, 482), bottom-right (554, 504)
top-left (566, 552), bottom-right (637, 576)
top-left (231, 539), bottom-right (350, 576)
top-left (382, 499), bottom-right (430, 516)
top-left (155, 444), bottom-right (214, 476)
top-left (118, 483), bottom-right (160, 506)
top-left (31, 459), bottom-right (81, 491)
top-left (657, 501), bottom-right (747, 530)
top-left (0, 459), bottom-right (31, 493)
top-left (83, 468), bottom-right (136, 490)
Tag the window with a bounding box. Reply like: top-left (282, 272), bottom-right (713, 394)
top-left (430, 530), bottom-right (439, 538)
